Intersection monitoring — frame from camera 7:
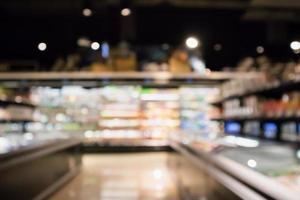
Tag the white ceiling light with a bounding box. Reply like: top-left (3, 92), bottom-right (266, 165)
top-left (290, 41), bottom-right (300, 51)
top-left (38, 42), bottom-right (47, 51)
top-left (256, 46), bottom-right (264, 54)
top-left (185, 37), bottom-right (199, 49)
top-left (91, 42), bottom-right (100, 50)
top-left (121, 8), bottom-right (131, 16)
top-left (82, 8), bottom-right (92, 17)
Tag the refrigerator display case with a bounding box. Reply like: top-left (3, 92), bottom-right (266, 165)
top-left (219, 140), bottom-right (300, 194)
top-left (0, 71), bottom-right (259, 148)
top-left (0, 132), bottom-right (81, 200)
top-left (172, 132), bottom-right (300, 199)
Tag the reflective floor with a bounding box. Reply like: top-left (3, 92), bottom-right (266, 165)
top-left (49, 153), bottom-right (181, 200)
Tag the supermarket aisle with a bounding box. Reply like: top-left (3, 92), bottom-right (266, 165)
top-left (49, 153), bottom-right (181, 200)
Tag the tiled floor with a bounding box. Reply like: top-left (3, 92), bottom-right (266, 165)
top-left (49, 153), bottom-right (181, 200)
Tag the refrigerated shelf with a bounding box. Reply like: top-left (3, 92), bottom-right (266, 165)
top-left (0, 133), bottom-right (82, 199)
top-left (171, 134), bottom-right (300, 199)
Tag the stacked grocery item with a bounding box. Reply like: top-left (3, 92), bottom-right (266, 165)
top-left (0, 83), bottom-right (224, 147)
top-left (0, 87), bottom-right (36, 123)
top-left (141, 88), bottom-right (180, 139)
top-left (98, 85), bottom-right (142, 140)
top-left (179, 86), bottom-right (221, 139)
top-left (222, 92), bottom-right (300, 119)
top-left (214, 57), bottom-right (300, 142)
top-left (29, 86), bottom-right (100, 133)
top-left (222, 57), bottom-right (300, 99)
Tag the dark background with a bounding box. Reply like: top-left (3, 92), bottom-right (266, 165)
top-left (1, 0), bottom-right (300, 70)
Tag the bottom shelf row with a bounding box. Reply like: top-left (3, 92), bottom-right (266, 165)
top-left (224, 120), bottom-right (300, 142)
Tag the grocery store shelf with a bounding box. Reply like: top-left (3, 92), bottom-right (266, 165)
top-left (215, 80), bottom-right (300, 104)
top-left (0, 71), bottom-right (142, 80)
top-left (0, 71), bottom-right (263, 80)
top-left (98, 126), bottom-right (140, 130)
top-left (211, 116), bottom-right (300, 122)
top-left (0, 99), bottom-right (36, 108)
top-left (0, 119), bottom-right (35, 123)
top-left (207, 98), bottom-right (223, 105)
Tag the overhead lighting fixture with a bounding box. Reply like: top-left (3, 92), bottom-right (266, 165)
top-left (185, 37), bottom-right (199, 49)
top-left (121, 8), bottom-right (131, 16)
top-left (290, 41), bottom-right (300, 52)
top-left (91, 42), bottom-right (100, 50)
top-left (82, 8), bottom-right (92, 17)
top-left (38, 42), bottom-right (47, 51)
top-left (256, 46), bottom-right (264, 54)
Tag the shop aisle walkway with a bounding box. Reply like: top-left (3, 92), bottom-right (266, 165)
top-left (49, 152), bottom-right (181, 200)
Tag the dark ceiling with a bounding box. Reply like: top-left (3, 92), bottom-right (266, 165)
top-left (1, 0), bottom-right (300, 69)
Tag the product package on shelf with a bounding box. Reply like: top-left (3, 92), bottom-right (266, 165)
top-left (281, 122), bottom-right (299, 142)
top-left (243, 121), bottom-right (260, 137)
top-left (98, 85), bottom-right (143, 140)
top-left (30, 86), bottom-right (101, 133)
top-left (179, 86), bottom-right (222, 141)
top-left (220, 58), bottom-right (300, 100)
top-left (0, 87), bottom-right (34, 105)
top-left (223, 96), bottom-right (261, 118)
top-left (0, 83), bottom-right (223, 146)
top-left (0, 123), bottom-right (23, 134)
top-left (141, 88), bottom-right (180, 139)
top-left (222, 92), bottom-right (300, 119)
top-left (0, 88), bottom-right (36, 124)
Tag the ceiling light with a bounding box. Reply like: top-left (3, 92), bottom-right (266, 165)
top-left (121, 8), bottom-right (131, 16)
top-left (290, 41), bottom-right (300, 51)
top-left (185, 37), bottom-right (199, 49)
top-left (256, 46), bottom-right (264, 54)
top-left (91, 42), bottom-right (100, 50)
top-left (82, 8), bottom-right (92, 17)
top-left (38, 42), bottom-right (47, 51)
